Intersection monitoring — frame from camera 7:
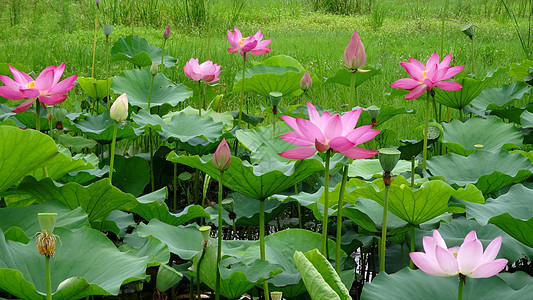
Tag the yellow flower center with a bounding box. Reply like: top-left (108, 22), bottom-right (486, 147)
top-left (238, 38), bottom-right (245, 46)
top-left (26, 81), bottom-right (35, 89)
top-left (422, 70), bottom-right (428, 78)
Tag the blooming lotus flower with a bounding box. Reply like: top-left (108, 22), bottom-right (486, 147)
top-left (184, 58), bottom-right (221, 83)
top-left (344, 30), bottom-right (368, 72)
top-left (0, 63), bottom-right (77, 113)
top-left (279, 102), bottom-right (379, 159)
top-left (410, 230), bottom-right (508, 278)
top-left (391, 53), bottom-right (464, 100)
top-left (212, 138), bottom-right (231, 172)
top-left (110, 93), bottom-right (128, 122)
top-left (300, 71), bottom-right (312, 91)
top-left (227, 27), bottom-right (272, 59)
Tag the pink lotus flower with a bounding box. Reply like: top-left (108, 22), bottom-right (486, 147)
top-left (344, 30), bottom-right (368, 72)
top-left (0, 63), bottom-right (77, 113)
top-left (279, 102), bottom-right (379, 159)
top-left (184, 58), bottom-right (221, 83)
top-left (390, 53), bottom-right (464, 100)
top-left (212, 138), bottom-right (231, 172)
top-left (300, 71), bottom-right (312, 91)
top-left (227, 27), bottom-right (272, 59)
top-left (163, 26), bottom-right (171, 39)
top-left (410, 230), bottom-right (507, 278)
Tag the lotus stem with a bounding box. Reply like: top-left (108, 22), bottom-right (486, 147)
top-left (91, 5), bottom-right (98, 78)
top-left (216, 172), bottom-right (223, 300)
top-left (238, 55), bottom-right (246, 127)
top-left (295, 184), bottom-right (302, 229)
top-left (335, 164), bottom-right (349, 274)
top-left (198, 81), bottom-right (202, 116)
top-left (109, 122), bottom-right (118, 182)
top-left (458, 275), bottom-right (464, 300)
top-left (161, 39), bottom-right (166, 68)
top-left (148, 74), bottom-right (155, 192)
top-left (410, 226), bottom-right (415, 269)
top-left (272, 106), bottom-right (277, 139)
top-left (379, 182), bottom-right (390, 273)
top-left (106, 37), bottom-right (110, 108)
top-left (321, 150), bottom-right (331, 255)
top-left (471, 37), bottom-right (475, 74)
top-left (350, 72), bottom-right (356, 107)
top-left (422, 91), bottom-right (430, 169)
top-left (259, 198), bottom-right (270, 300)
top-left (197, 246), bottom-right (206, 300)
top-left (203, 82), bottom-right (207, 113)
top-left (411, 156), bottom-right (415, 187)
top-left (173, 145), bottom-right (178, 212)
top-left (440, 0), bottom-right (448, 54)
top-left (45, 256), bottom-right (52, 300)
top-left (36, 100), bottom-right (41, 132)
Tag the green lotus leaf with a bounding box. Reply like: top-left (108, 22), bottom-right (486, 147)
top-left (236, 123), bottom-right (295, 163)
top-left (167, 107), bottom-right (234, 130)
top-left (110, 35), bottom-right (176, 68)
top-left (159, 112), bottom-right (223, 143)
top-left (324, 67), bottom-right (381, 88)
top-left (343, 198), bottom-right (410, 236)
top-left (131, 109), bottom-right (166, 132)
top-left (0, 226), bottom-right (149, 300)
top-left (121, 235), bottom-right (170, 267)
top-left (111, 69), bottom-right (192, 110)
top-left (436, 218), bottom-right (533, 262)
top-left (489, 214), bottom-right (533, 248)
top-left (13, 107), bottom-right (54, 130)
top-left (361, 268), bottom-right (533, 300)
top-left (77, 77), bottom-right (113, 101)
top-left (427, 150), bottom-right (533, 194)
top-left (471, 81), bottom-right (530, 111)
top-left (347, 158), bottom-right (413, 179)
top-left (60, 165), bottom-right (110, 184)
top-left (356, 105), bottom-right (414, 127)
top-left (520, 110), bottom-right (533, 128)
top-left (274, 187), bottom-right (336, 222)
top-left (485, 105), bottom-right (533, 124)
top-left (191, 246), bottom-right (282, 300)
top-left (510, 59), bottom-right (533, 80)
top-left (3, 177), bottom-right (138, 222)
top-left (233, 64), bottom-right (303, 98)
top-left (3, 226), bottom-right (30, 243)
top-left (102, 155), bottom-right (150, 197)
top-left (442, 117), bottom-right (523, 156)
top-left (0, 126), bottom-right (89, 193)
top-left (168, 154), bottom-right (324, 200)
top-left (132, 187), bottom-right (209, 225)
top-left (206, 192), bottom-right (287, 226)
top-left (102, 210), bottom-right (136, 238)
top-left (459, 184), bottom-right (533, 225)
top-left (68, 111), bottom-right (138, 143)
top-left (260, 55), bottom-right (307, 71)
top-left (228, 110), bottom-right (264, 126)
top-left (243, 229), bottom-right (345, 298)
top-left (294, 249), bottom-right (351, 300)
top-left (434, 68), bottom-right (506, 110)
top-left (59, 133), bottom-right (97, 151)
top-left (0, 200), bottom-right (89, 239)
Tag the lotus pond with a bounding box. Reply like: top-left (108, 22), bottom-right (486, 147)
top-left (1, 0), bottom-right (533, 299)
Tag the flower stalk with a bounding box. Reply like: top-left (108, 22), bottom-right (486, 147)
top-left (216, 172), bottom-right (223, 300)
top-left (321, 150), bottom-right (331, 256)
top-left (458, 274), bottom-right (465, 300)
top-left (238, 55), bottom-right (246, 127)
top-left (148, 70), bottom-right (156, 192)
top-left (423, 91), bottom-right (430, 169)
top-left (335, 163), bottom-right (349, 274)
top-left (109, 122), bottom-right (118, 182)
top-left (260, 198), bottom-right (270, 300)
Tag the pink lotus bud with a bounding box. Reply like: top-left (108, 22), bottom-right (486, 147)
top-left (212, 138), bottom-right (231, 172)
top-left (300, 72), bottom-right (312, 91)
top-left (110, 93), bottom-right (128, 122)
top-left (164, 26), bottom-right (171, 39)
top-left (344, 30), bottom-right (367, 71)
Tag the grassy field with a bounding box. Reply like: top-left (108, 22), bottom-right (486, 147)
top-left (0, 0), bottom-right (531, 140)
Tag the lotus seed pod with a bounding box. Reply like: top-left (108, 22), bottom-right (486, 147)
top-left (156, 264), bottom-right (183, 292)
top-left (36, 213), bottom-right (58, 257)
top-left (54, 108), bottom-right (68, 122)
top-left (367, 105), bottom-right (380, 119)
top-left (222, 198), bottom-right (235, 213)
top-left (474, 144), bottom-right (483, 150)
top-left (199, 226), bottom-right (211, 242)
top-left (462, 23), bottom-right (474, 39)
top-left (271, 291), bottom-right (283, 300)
top-left (38, 213), bottom-right (57, 234)
top-left (378, 148), bottom-right (401, 173)
top-left (270, 91), bottom-right (282, 107)
top-left (102, 25), bottom-right (113, 37)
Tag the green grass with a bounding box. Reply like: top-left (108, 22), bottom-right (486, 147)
top-left (0, 0), bottom-right (531, 140)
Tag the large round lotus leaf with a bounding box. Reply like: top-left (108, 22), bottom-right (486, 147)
top-left (68, 111), bottom-right (138, 143)
top-left (356, 105), bottom-right (414, 128)
top-left (168, 154), bottom-right (324, 200)
top-left (324, 67), bottom-right (381, 88)
top-left (160, 112), bottom-right (223, 143)
top-left (348, 158), bottom-right (413, 179)
top-left (236, 123), bottom-right (295, 164)
top-left (111, 69), bottom-right (192, 110)
top-left (243, 229), bottom-right (345, 298)
top-left (110, 35), bottom-right (176, 68)
top-left (471, 81), bottom-right (530, 111)
top-left (191, 246), bottom-right (282, 300)
top-left (0, 126), bottom-right (89, 193)
top-left (427, 150), bottom-right (533, 194)
top-left (132, 187), bottom-right (210, 225)
top-left (206, 192), bottom-right (287, 226)
top-left (343, 198), bottom-right (410, 236)
top-left (3, 177), bottom-right (138, 223)
top-left (442, 117), bottom-right (523, 156)
top-left (489, 214), bottom-right (533, 249)
top-left (101, 155), bottom-right (149, 197)
top-left (0, 200), bottom-right (89, 240)
top-left (510, 59), bottom-right (533, 80)
top-left (434, 68), bottom-right (505, 110)
top-left (435, 218), bottom-right (533, 262)
top-left (361, 268), bottom-right (533, 300)
top-left (77, 77), bottom-right (113, 101)
top-left (461, 184), bottom-right (533, 225)
top-left (521, 110), bottom-right (533, 128)
top-left (347, 178), bottom-right (482, 225)
top-left (0, 227), bottom-right (149, 300)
